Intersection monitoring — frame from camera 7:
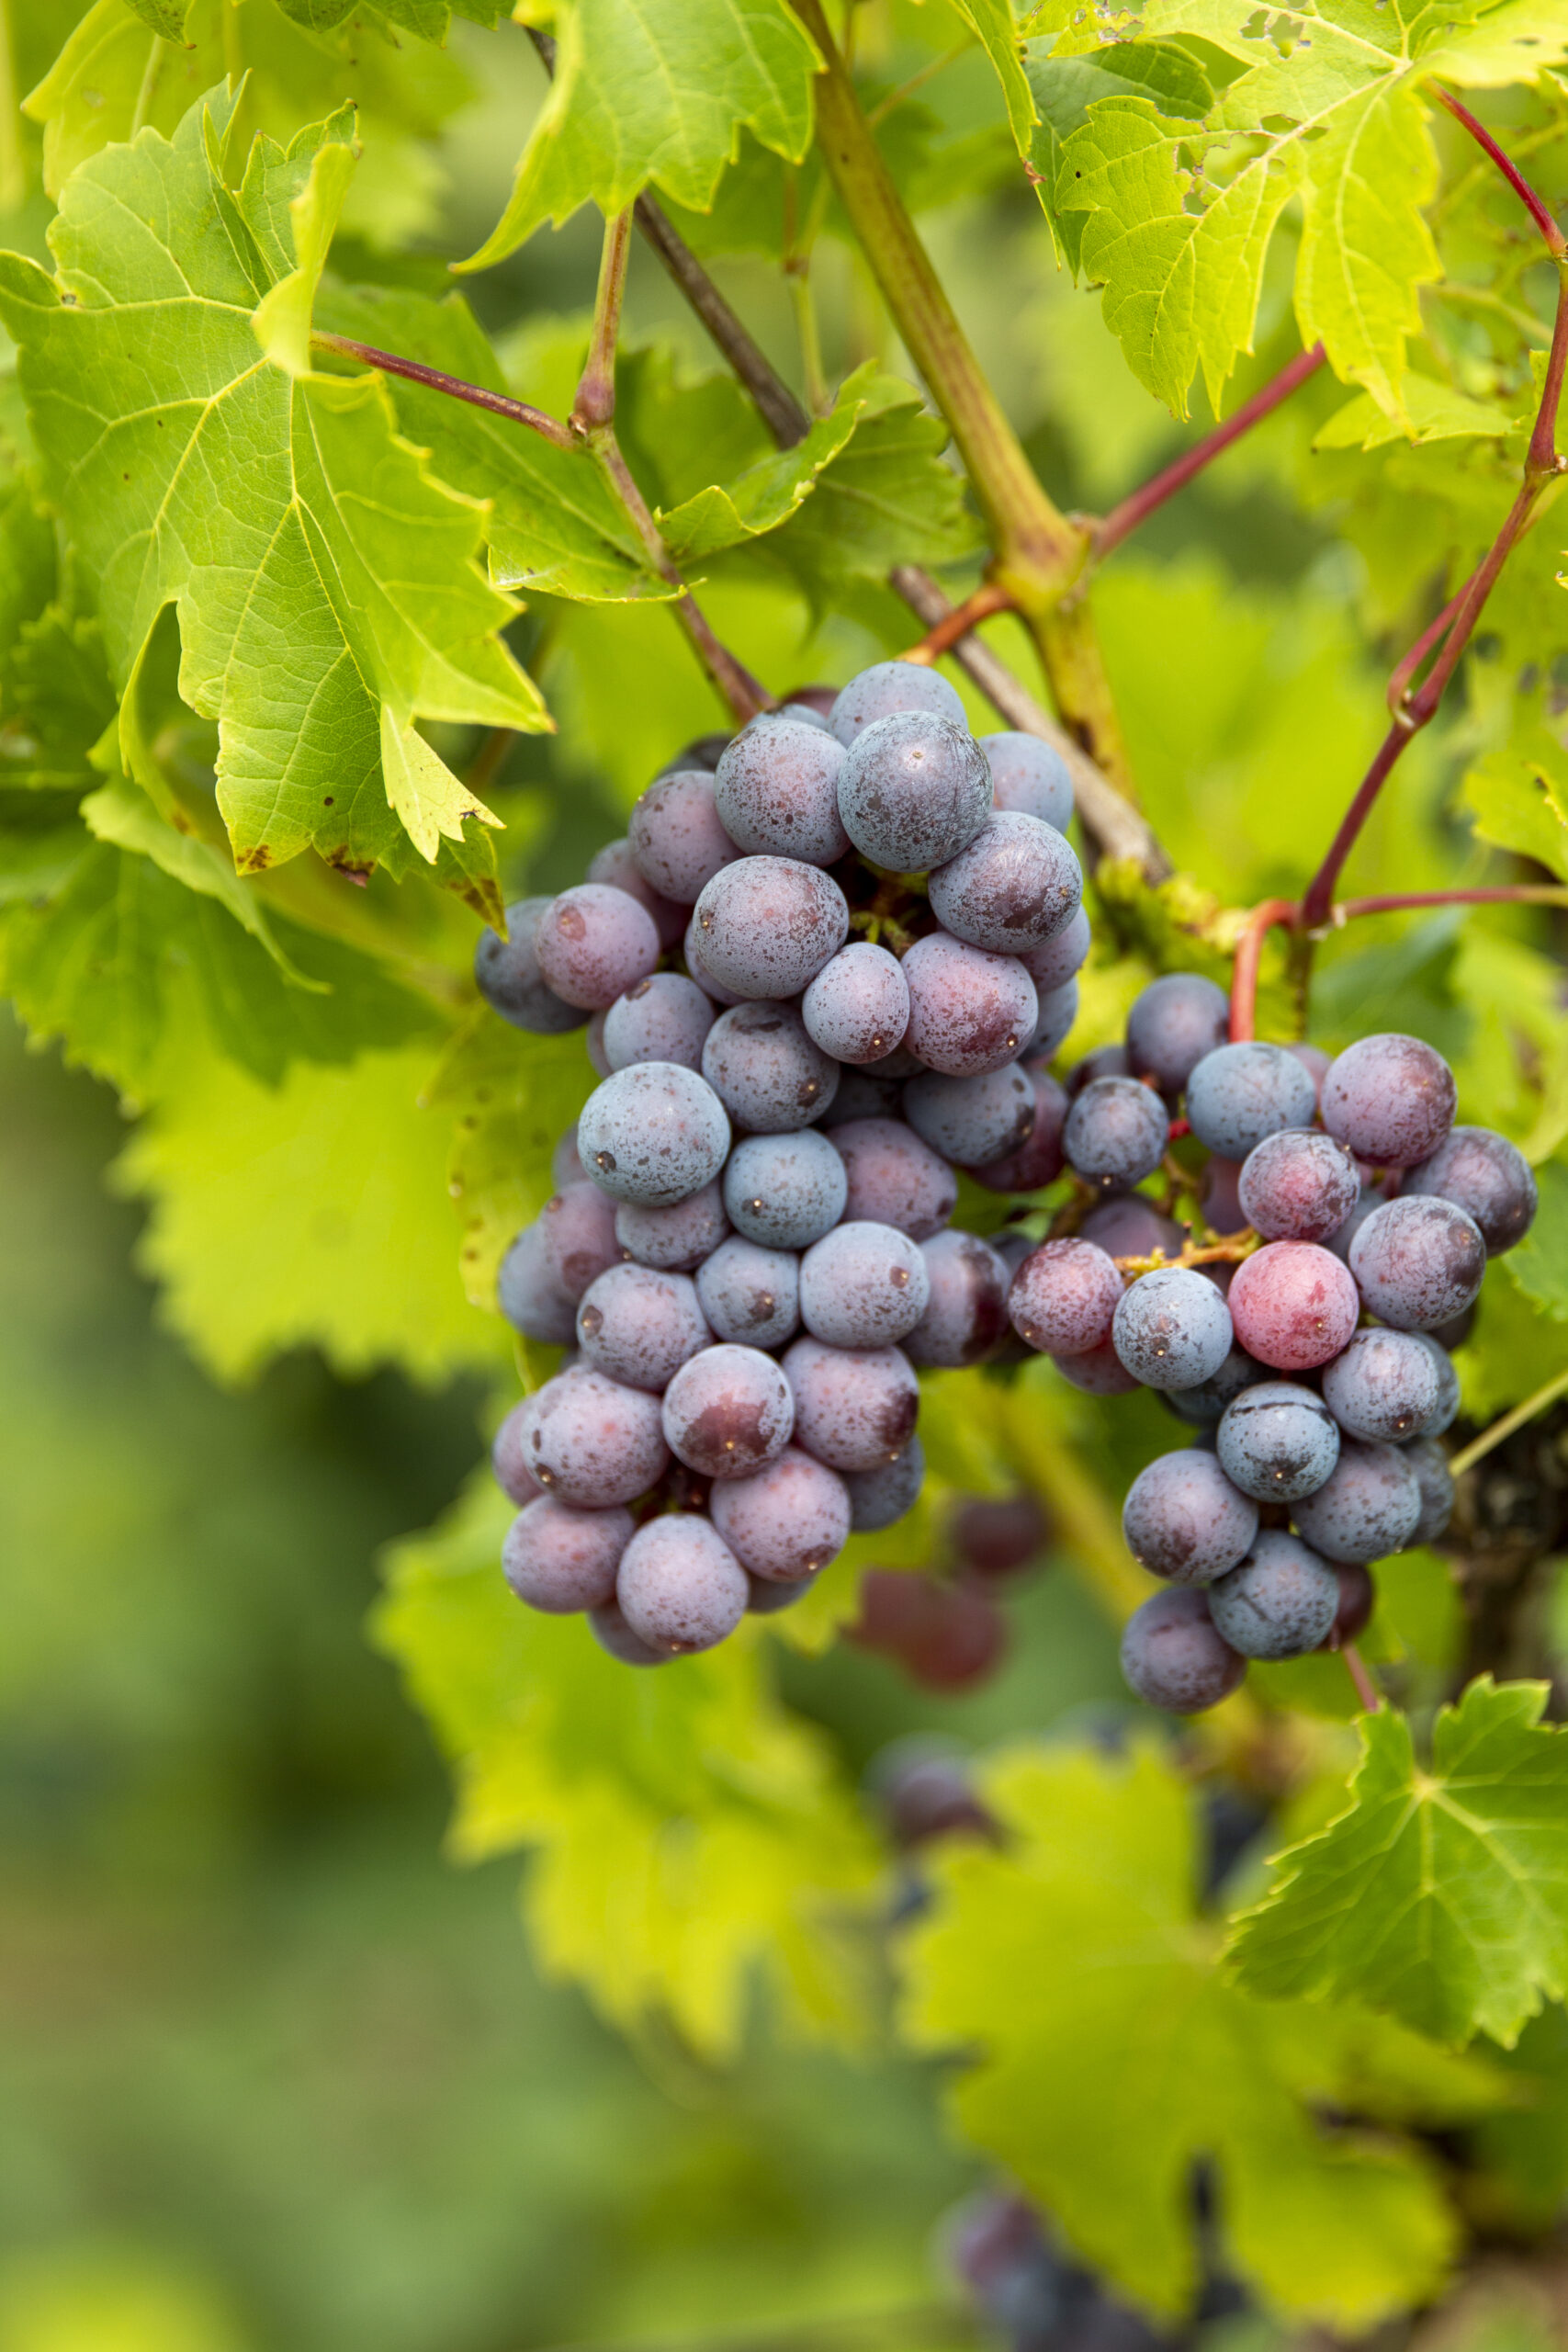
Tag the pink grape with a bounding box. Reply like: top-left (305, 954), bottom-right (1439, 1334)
top-left (535, 883), bottom-right (661, 1011)
top-left (538, 1182), bottom-right (622, 1301)
top-left (629, 771), bottom-right (739, 903)
top-left (1007, 1238), bottom-right (1123, 1356)
top-left (660, 1343), bottom-right (795, 1478)
top-left (901, 933), bottom-right (1038, 1078)
top-left (827, 1116), bottom-right (956, 1238)
top-left (1227, 1241), bottom-right (1360, 1371)
top-left (1237, 1130), bottom-right (1360, 1243)
top-left (709, 1447), bottom-right (852, 1580)
top-left (575, 1263), bottom-right (711, 1391)
top-left (615, 1515), bottom-right (749, 1654)
top-left (502, 1496), bottom-right (633, 1612)
top-left (517, 1370), bottom-right (670, 1506)
top-left (783, 1338), bottom-right (919, 1471)
top-left (587, 836), bottom-right (686, 947)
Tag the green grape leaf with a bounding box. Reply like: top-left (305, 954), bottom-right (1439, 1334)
top-left (1, 605), bottom-right (118, 796)
top-left (461, 0), bottom-right (821, 271)
top-left (1315, 379), bottom-right (1522, 451)
top-left (657, 366), bottom-right (872, 562)
top-left (374, 1473), bottom-right (881, 2057)
top-left (1229, 1679), bottom-right (1568, 2049)
top-left (765, 377), bottom-right (982, 601)
top-left (902, 1736), bottom-right (1468, 2322)
top-left (0, 793), bottom-right (93, 906)
top-left (1453, 1260), bottom-right (1568, 1419)
top-left (952, 0), bottom-right (1039, 157)
top-left (0, 93), bottom-right (545, 882)
top-left (1505, 1159), bottom-right (1568, 1322)
top-left (1464, 720), bottom-right (1568, 882)
top-left (1024, 33), bottom-right (1215, 269)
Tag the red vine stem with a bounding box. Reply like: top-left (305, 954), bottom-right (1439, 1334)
top-left (902, 582), bottom-right (1016, 664)
top-left (1341, 1645), bottom-right (1383, 1714)
top-left (311, 332), bottom-right (578, 449)
top-left (1335, 885), bottom-right (1568, 919)
top-left (1434, 88), bottom-right (1568, 261)
top-left (1386, 579), bottom-right (1470, 713)
top-left (1228, 899), bottom-right (1299, 1042)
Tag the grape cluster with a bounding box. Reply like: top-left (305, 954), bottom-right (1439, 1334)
top-left (478, 663), bottom-right (1084, 1663)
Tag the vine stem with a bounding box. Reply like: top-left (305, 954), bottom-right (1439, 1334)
top-left (1448, 1368), bottom-right (1568, 1479)
top-left (901, 582), bottom-right (1015, 664)
top-left (1336, 885), bottom-right (1568, 918)
top-left (310, 332), bottom-right (577, 448)
top-left (572, 207), bottom-right (632, 431)
top-left (1341, 1645), bottom-right (1383, 1714)
top-left (1228, 899), bottom-right (1299, 1042)
top-left (1434, 87), bottom-right (1568, 260)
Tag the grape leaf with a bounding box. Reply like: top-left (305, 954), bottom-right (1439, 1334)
top-left (1505, 1159), bottom-right (1568, 1322)
top-left (374, 1472), bottom-right (880, 2057)
top-left (1464, 717), bottom-right (1568, 882)
top-left (656, 368), bottom-right (871, 562)
top-left (1024, 28), bottom-right (1216, 270)
top-left (0, 92), bottom-right (544, 883)
top-left (461, 0), bottom-right (820, 271)
top-left (902, 1736), bottom-right (1470, 2322)
top-left (1229, 1679), bottom-right (1568, 2049)
top-left (764, 377), bottom-right (982, 601)
top-left (1315, 379), bottom-right (1522, 451)
top-left (952, 0), bottom-right (1039, 159)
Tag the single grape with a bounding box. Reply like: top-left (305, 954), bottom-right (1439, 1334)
top-left (745, 1571), bottom-right (816, 1614)
top-left (682, 910), bottom-right (746, 1007)
top-left (1062, 1075), bottom-right (1168, 1190)
top-left (798, 1220), bottom-right (931, 1349)
top-left (1024, 974), bottom-right (1078, 1068)
top-left (1122, 1451), bottom-right (1258, 1583)
top-left (1227, 1240), bottom-right (1360, 1370)
top-left (655, 731), bottom-right (731, 776)
top-left (498, 1223), bottom-right (578, 1343)
top-left (661, 1342), bottom-right (795, 1480)
top-left (585, 1011), bottom-right (613, 1080)
top-left (906, 1230), bottom-right (1010, 1367)
top-left (1285, 1041), bottom-right (1332, 1104)
top-left (928, 811), bottom-right (1082, 953)
top-left (1066, 1043), bottom-right (1130, 1097)
top-left (538, 1182), bottom-right (622, 1301)
top-left (1320, 1034), bottom-right (1457, 1168)
top-left (1052, 1338), bottom-right (1142, 1395)
top-left (1198, 1157), bottom-right (1245, 1236)
top-left (841, 1437), bottom-right (926, 1531)
top-left (615, 1514), bottom-right (750, 1654)
top-left (502, 1496), bottom-right (633, 1613)
top-left (980, 730), bottom-right (1074, 831)
top-left (492, 1402), bottom-right (545, 1507)
top-left (1125, 974), bottom-right (1230, 1093)
top-left (1185, 1042), bottom-right (1318, 1159)
top-left (771, 691), bottom-right (835, 729)
top-left (1403, 1435), bottom-right (1455, 1544)
top-left (694, 1235), bottom-right (800, 1350)
top-left (575, 1263), bottom-right (711, 1391)
top-left (1321, 1328), bottom-right (1443, 1442)
top-left (1018, 904), bottom-right (1091, 997)
top-left (783, 1337), bottom-right (919, 1471)
top-left (628, 771), bottom-right (739, 903)
top-left (952, 1491), bottom-right (1048, 1577)
top-left (1403, 1125), bottom-right (1538, 1255)
top-left (709, 1446), bottom-right (852, 1580)
top-left (586, 835), bottom-right (687, 948)
top-left (904, 1061), bottom-right (1034, 1168)
top-left (615, 1180), bottom-right (729, 1272)
top-left (1410, 1332), bottom-right (1461, 1437)
top-left (475, 897), bottom-right (589, 1035)
top-left (1079, 1195), bottom-right (1183, 1260)
top-left (801, 943), bottom-right (910, 1066)
top-left (902, 933), bottom-right (1038, 1078)
top-left (827, 1116), bottom-right (956, 1238)
top-left (713, 717), bottom-right (850, 865)
top-left (1215, 1381), bottom-right (1341, 1501)
top-left (551, 1123), bottom-right (588, 1190)
top-left (1008, 1238), bottom-right (1124, 1356)
top-left (829, 1070), bottom-right (902, 1125)
top-left (1111, 1266), bottom-right (1235, 1390)
top-left (1165, 1342), bottom-right (1269, 1425)
top-left (603, 972), bottom-right (716, 1073)
top-left (849, 1570), bottom-right (1007, 1690)
top-left (873, 1739), bottom-right (992, 1846)
top-left (1348, 1196), bottom-right (1486, 1331)
top-left (579, 1062), bottom-right (730, 1207)
top-left (517, 1370), bottom-right (670, 1507)
top-left (1323, 1561), bottom-right (1375, 1649)
top-left (701, 1001), bottom-right (840, 1132)
top-left (969, 1066), bottom-right (1066, 1193)
top-left (1120, 1586), bottom-right (1245, 1713)
top-left (1291, 1439), bottom-right (1422, 1563)
top-left (1323, 1177), bottom-right (1395, 1267)
top-left (1208, 1531), bottom-right (1338, 1658)
top-left (724, 1128), bottom-right (848, 1249)
top-left (838, 711), bottom-right (993, 871)
top-left (588, 1594), bottom-right (671, 1666)
top-left (691, 856), bottom-right (850, 1001)
top-left (535, 883), bottom-right (661, 1011)
top-left (829, 659), bottom-right (966, 746)
top-left (1237, 1130), bottom-right (1360, 1243)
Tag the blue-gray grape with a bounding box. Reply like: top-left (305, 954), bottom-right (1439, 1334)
top-left (589, 1595), bottom-right (671, 1667)
top-left (1185, 1042), bottom-right (1318, 1159)
top-left (502, 1496), bottom-right (633, 1612)
top-left (603, 972), bottom-right (716, 1072)
top-left (535, 883), bottom-right (661, 1011)
top-left (783, 1337), bottom-right (919, 1471)
top-left (475, 897), bottom-right (589, 1035)
top-left (1215, 1381), bottom-right (1340, 1502)
top-left (841, 1437), bottom-right (926, 1531)
top-left (1291, 1439), bottom-right (1422, 1563)
top-left (1008, 1237), bottom-right (1123, 1356)
top-left (980, 730), bottom-right (1074, 830)
top-left (615, 1514), bottom-right (750, 1654)
top-left (579, 1062), bottom-right (731, 1207)
top-left (1124, 973), bottom-right (1230, 1093)
top-left (724, 1127), bottom-right (848, 1249)
top-left (903, 1061), bottom-right (1034, 1168)
top-left (708, 1447), bottom-right (852, 1580)
top-left (628, 771), bottom-right (739, 903)
top-left (516, 1370), bottom-right (670, 1507)
top-left (1403, 1435), bottom-right (1455, 1544)
top-left (837, 710), bottom-right (992, 871)
top-left (1024, 978), bottom-right (1078, 1061)
top-left (586, 836), bottom-right (686, 948)
top-left (615, 1179), bottom-right (729, 1272)
top-left (1411, 1332), bottom-right (1461, 1437)
top-left (1066, 1042), bottom-right (1130, 1096)
top-left (538, 1182), bottom-right (622, 1301)
top-left (1208, 1531), bottom-right (1338, 1659)
top-left (498, 1223), bottom-right (578, 1343)
top-left (575, 1263), bottom-right (711, 1391)
top-left (1237, 1129), bottom-right (1359, 1243)
top-left (491, 1402), bottom-right (545, 1506)
top-left (1122, 1450), bottom-right (1258, 1583)
top-left (1079, 1195), bottom-right (1182, 1259)
top-left (799, 1219), bottom-right (931, 1349)
top-left (927, 811), bottom-right (1082, 952)
top-left (827, 1116), bottom-right (955, 1238)
top-left (1321, 1329), bottom-right (1443, 1442)
top-left (1018, 904), bottom-right (1090, 996)
top-left (660, 1342), bottom-right (795, 1478)
top-left (829, 659), bottom-right (966, 747)
top-left (901, 933), bottom-right (1037, 1078)
top-left (1120, 1586), bottom-right (1245, 1713)
top-left (969, 1066), bottom-right (1066, 1193)
top-left (1062, 1075), bottom-right (1168, 1190)
top-left (1404, 1125), bottom-right (1538, 1255)
top-left (1165, 1342), bottom-right (1268, 1425)
top-left (1348, 1195), bottom-right (1486, 1331)
top-left (1111, 1266), bottom-right (1234, 1390)
top-left (800, 944), bottom-right (910, 1066)
top-left (694, 1235), bottom-right (800, 1349)
top-left (691, 856), bottom-right (849, 1000)
top-left (1320, 1033), bottom-right (1457, 1168)
top-left (905, 1230), bottom-right (1010, 1366)
top-left (713, 717), bottom-right (850, 865)
top-left (701, 1001), bottom-right (840, 1131)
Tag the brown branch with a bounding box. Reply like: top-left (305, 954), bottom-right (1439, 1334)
top-left (573, 208), bottom-right (633, 432)
top-left (901, 582), bottom-right (1016, 664)
top-left (310, 332), bottom-right (577, 449)
top-left (1111, 1231), bottom-right (1260, 1277)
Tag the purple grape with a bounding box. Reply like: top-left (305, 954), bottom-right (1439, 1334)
top-left (903, 1062), bottom-right (1034, 1168)
top-left (615, 1180), bottom-right (729, 1271)
top-left (694, 1235), bottom-right (800, 1349)
top-left (589, 1595), bottom-right (671, 1667)
top-left (1321, 1329), bottom-right (1443, 1442)
top-left (579, 1063), bottom-right (730, 1207)
top-left (1008, 1238), bottom-right (1123, 1355)
top-left (799, 1219), bottom-right (931, 1348)
top-left (1238, 1130), bottom-right (1360, 1243)
top-left (906, 1230), bottom-right (1010, 1366)
top-left (587, 835), bottom-right (687, 948)
top-left (1348, 1196), bottom-right (1486, 1331)
top-left (1053, 1338), bottom-right (1142, 1395)
top-left (969, 1067), bottom-right (1066, 1193)
top-left (701, 1001), bottom-right (840, 1131)
top-left (603, 972), bottom-right (716, 1073)
top-left (902, 933), bottom-right (1037, 1079)
top-left (1018, 904), bottom-right (1090, 995)
top-left (841, 1437), bottom-right (925, 1530)
top-left (827, 1116), bottom-right (956, 1238)
top-left (838, 711), bottom-right (993, 871)
top-left (713, 718), bottom-right (850, 864)
top-left (1111, 1266), bottom-right (1234, 1390)
top-left (1291, 1440), bottom-right (1422, 1563)
top-left (1122, 1451), bottom-right (1258, 1583)
top-left (1324, 1561), bottom-right (1375, 1648)
top-left (708, 1446), bottom-right (852, 1580)
top-left (927, 811), bottom-right (1082, 953)
top-left (516, 1370), bottom-right (670, 1506)
top-left (1024, 978), bottom-right (1078, 1061)
top-left (829, 659), bottom-right (966, 746)
top-left (585, 1011), bottom-right (613, 1079)
top-left (952, 1490), bottom-right (1047, 1576)
top-left (723, 1128), bottom-right (848, 1249)
top-left (1410, 1333), bottom-right (1461, 1436)
top-left (575, 1263), bottom-right (711, 1391)
top-left (801, 944), bottom-right (910, 1066)
top-left (1063, 1075), bottom-right (1168, 1189)
top-left (1403, 1125), bottom-right (1538, 1254)
top-left (1208, 1531), bottom-right (1338, 1658)
top-left (492, 1403), bottom-right (545, 1506)
top-left (682, 910), bottom-right (746, 1007)
top-left (628, 771), bottom-right (739, 903)
top-left (502, 1496), bottom-right (633, 1612)
top-left (534, 883), bottom-right (660, 1012)
top-left (551, 1124), bottom-right (587, 1189)
top-left (498, 1224), bottom-right (578, 1343)
top-left (655, 732), bottom-right (731, 776)
top-left (1124, 973), bottom-right (1230, 1092)
top-left (1185, 1042), bottom-right (1318, 1159)
top-left (1286, 1041), bottom-right (1332, 1103)
top-left (1200, 1157), bottom-right (1246, 1234)
top-left (1120, 1586), bottom-right (1245, 1713)
top-left (1403, 1435), bottom-right (1455, 1544)
top-left (538, 1182), bottom-right (622, 1301)
top-left (1079, 1196), bottom-right (1182, 1259)
top-left (746, 1571), bottom-right (815, 1613)
top-left (980, 730), bottom-right (1074, 830)
top-left (829, 1069), bottom-right (903, 1124)
top-left (783, 1338), bottom-right (919, 1471)
top-left (661, 1343), bottom-right (795, 1478)
top-left (615, 1514), bottom-right (750, 1654)
top-left (691, 857), bottom-right (849, 1000)
top-left (1166, 1342), bottom-right (1268, 1425)
top-left (1067, 1043), bottom-right (1131, 1097)
top-left (1228, 1241), bottom-right (1359, 1371)
top-left (475, 897), bottom-right (589, 1035)
top-left (1323, 1176), bottom-right (1395, 1266)
top-left (1320, 1034), bottom-right (1457, 1168)
top-left (1216, 1382), bottom-right (1340, 1501)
